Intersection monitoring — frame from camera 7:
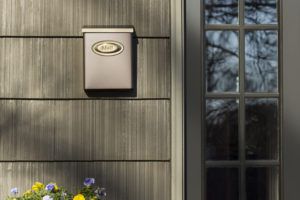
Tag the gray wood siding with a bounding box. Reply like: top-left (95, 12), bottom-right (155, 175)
top-left (0, 38), bottom-right (170, 99)
top-left (0, 100), bottom-right (170, 160)
top-left (0, 0), bottom-right (170, 37)
top-left (0, 0), bottom-right (171, 199)
top-left (0, 162), bottom-right (170, 200)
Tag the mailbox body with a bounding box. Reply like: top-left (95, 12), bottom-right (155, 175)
top-left (83, 28), bottom-right (134, 90)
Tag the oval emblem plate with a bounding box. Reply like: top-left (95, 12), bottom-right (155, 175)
top-left (92, 40), bottom-right (124, 56)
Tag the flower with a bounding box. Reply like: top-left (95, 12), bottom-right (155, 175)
top-left (5, 179), bottom-right (106, 200)
top-left (95, 187), bottom-right (106, 198)
top-left (23, 189), bottom-right (32, 196)
top-left (73, 194), bottom-right (85, 200)
top-left (10, 187), bottom-right (18, 195)
top-left (43, 195), bottom-right (53, 200)
top-left (45, 183), bottom-right (58, 192)
top-left (32, 181), bottom-right (45, 191)
top-left (83, 178), bottom-right (95, 187)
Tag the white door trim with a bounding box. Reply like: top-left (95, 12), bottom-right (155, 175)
top-left (171, 0), bottom-right (185, 200)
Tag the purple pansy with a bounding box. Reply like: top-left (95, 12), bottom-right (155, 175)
top-left (10, 187), bottom-right (18, 195)
top-left (84, 178), bottom-right (95, 187)
top-left (45, 183), bottom-right (55, 191)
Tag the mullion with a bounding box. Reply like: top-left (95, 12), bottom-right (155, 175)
top-left (206, 93), bottom-right (279, 98)
top-left (206, 161), bottom-right (241, 167)
top-left (245, 160), bottom-right (280, 166)
top-left (239, 0), bottom-right (246, 200)
top-left (202, 7), bottom-right (207, 200)
top-left (205, 24), bottom-right (278, 30)
top-left (206, 160), bottom-right (280, 167)
top-left (278, 1), bottom-right (283, 200)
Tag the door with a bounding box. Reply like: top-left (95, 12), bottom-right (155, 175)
top-left (185, 0), bottom-right (300, 199)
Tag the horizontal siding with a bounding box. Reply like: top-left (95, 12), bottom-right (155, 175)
top-left (0, 0), bottom-right (171, 199)
top-left (0, 0), bottom-right (170, 37)
top-left (0, 100), bottom-right (170, 161)
top-left (0, 38), bottom-right (170, 99)
top-left (0, 162), bottom-right (170, 200)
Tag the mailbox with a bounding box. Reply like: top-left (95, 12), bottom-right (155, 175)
top-left (82, 27), bottom-right (134, 90)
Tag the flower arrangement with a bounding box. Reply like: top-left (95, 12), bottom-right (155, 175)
top-left (6, 178), bottom-right (106, 200)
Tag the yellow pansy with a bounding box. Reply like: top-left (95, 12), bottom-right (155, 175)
top-left (23, 189), bottom-right (32, 196)
top-left (73, 194), bottom-right (85, 200)
top-left (53, 183), bottom-right (59, 191)
top-left (32, 181), bottom-right (45, 191)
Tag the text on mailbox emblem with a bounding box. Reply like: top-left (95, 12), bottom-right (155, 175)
top-left (92, 40), bottom-right (124, 56)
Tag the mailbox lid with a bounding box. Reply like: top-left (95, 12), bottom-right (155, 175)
top-left (82, 26), bottom-right (134, 33)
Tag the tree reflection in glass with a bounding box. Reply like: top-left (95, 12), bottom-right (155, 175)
top-left (246, 98), bottom-right (279, 160)
top-left (245, 30), bottom-right (278, 92)
top-left (206, 99), bottom-right (239, 160)
top-left (206, 31), bottom-right (239, 93)
top-left (245, 0), bottom-right (277, 24)
top-left (205, 0), bottom-right (238, 24)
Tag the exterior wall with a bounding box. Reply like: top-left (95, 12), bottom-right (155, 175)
top-left (0, 0), bottom-right (171, 199)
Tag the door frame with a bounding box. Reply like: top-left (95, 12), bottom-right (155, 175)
top-left (185, 0), bottom-right (203, 199)
top-left (282, 1), bottom-right (300, 200)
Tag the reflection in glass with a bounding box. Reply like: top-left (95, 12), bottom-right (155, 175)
top-left (207, 168), bottom-right (239, 200)
top-left (245, 0), bottom-right (277, 24)
top-left (246, 99), bottom-right (278, 160)
top-left (246, 167), bottom-right (279, 200)
top-left (206, 99), bottom-right (239, 160)
top-left (205, 0), bottom-right (238, 24)
top-left (245, 31), bottom-right (278, 92)
top-left (206, 31), bottom-right (239, 92)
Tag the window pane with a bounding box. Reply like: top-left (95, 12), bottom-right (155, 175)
top-left (246, 99), bottom-right (279, 160)
top-left (206, 99), bottom-right (239, 160)
top-left (245, 0), bottom-right (277, 24)
top-left (245, 30), bottom-right (278, 92)
top-left (206, 31), bottom-right (239, 93)
top-left (246, 167), bottom-right (279, 200)
top-left (207, 168), bottom-right (239, 200)
top-left (205, 0), bottom-right (238, 24)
